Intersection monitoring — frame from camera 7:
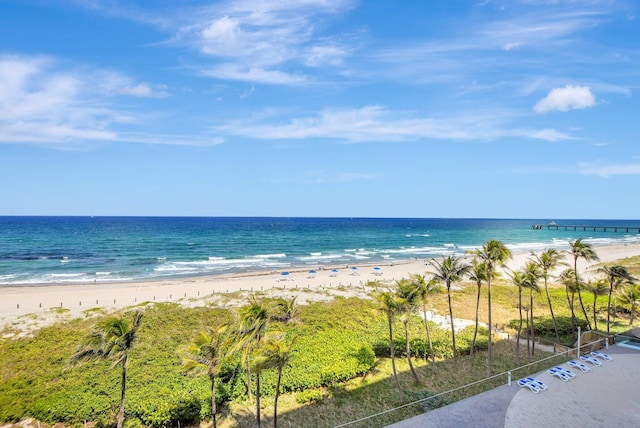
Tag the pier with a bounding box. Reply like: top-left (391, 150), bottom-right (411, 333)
top-left (532, 223), bottom-right (640, 233)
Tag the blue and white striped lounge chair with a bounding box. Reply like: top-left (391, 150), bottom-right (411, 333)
top-left (518, 378), bottom-right (541, 393)
top-left (568, 360), bottom-right (590, 372)
top-left (556, 366), bottom-right (576, 378)
top-left (524, 377), bottom-right (548, 390)
top-left (548, 367), bottom-right (571, 381)
top-left (591, 351), bottom-right (612, 361)
top-left (580, 355), bottom-right (602, 366)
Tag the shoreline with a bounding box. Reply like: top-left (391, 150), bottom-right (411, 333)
top-left (1, 242), bottom-right (638, 335)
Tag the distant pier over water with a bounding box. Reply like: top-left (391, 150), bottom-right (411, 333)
top-left (532, 223), bottom-right (640, 233)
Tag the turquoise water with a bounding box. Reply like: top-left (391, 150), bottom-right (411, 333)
top-left (1, 217), bottom-right (638, 285)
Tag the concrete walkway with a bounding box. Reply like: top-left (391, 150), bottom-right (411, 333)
top-left (387, 345), bottom-right (640, 428)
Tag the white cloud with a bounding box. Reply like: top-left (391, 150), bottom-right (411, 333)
top-left (213, 105), bottom-right (576, 143)
top-left (119, 83), bottom-right (170, 98)
top-left (580, 163), bottom-right (640, 177)
top-left (534, 85), bottom-right (596, 113)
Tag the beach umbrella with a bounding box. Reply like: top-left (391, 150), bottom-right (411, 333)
top-left (351, 266), bottom-right (359, 275)
top-left (373, 266), bottom-right (381, 270)
top-left (309, 269), bottom-right (317, 274)
top-left (331, 269), bottom-right (339, 273)
top-left (281, 271), bottom-right (289, 276)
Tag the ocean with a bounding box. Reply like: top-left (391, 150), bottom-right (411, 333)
top-left (1, 217), bottom-right (639, 286)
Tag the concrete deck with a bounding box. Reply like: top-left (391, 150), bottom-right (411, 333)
top-left (388, 345), bottom-right (640, 428)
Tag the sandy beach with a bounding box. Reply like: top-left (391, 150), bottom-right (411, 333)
top-left (1, 242), bottom-right (639, 335)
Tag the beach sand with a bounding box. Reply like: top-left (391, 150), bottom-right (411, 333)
top-left (1, 242), bottom-right (638, 336)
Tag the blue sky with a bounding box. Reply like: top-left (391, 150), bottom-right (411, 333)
top-left (1, 0), bottom-right (639, 218)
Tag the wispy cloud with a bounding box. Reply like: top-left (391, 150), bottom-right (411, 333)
top-left (534, 85), bottom-right (596, 113)
top-left (213, 105), bottom-right (575, 143)
top-left (579, 163), bottom-right (640, 177)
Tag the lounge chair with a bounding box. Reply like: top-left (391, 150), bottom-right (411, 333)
top-left (568, 360), bottom-right (591, 372)
top-left (524, 377), bottom-right (548, 390)
top-left (591, 351), bottom-right (612, 361)
top-left (580, 355), bottom-right (602, 366)
top-left (548, 367), bottom-right (571, 381)
top-left (555, 366), bottom-right (576, 378)
top-left (517, 378), bottom-right (541, 393)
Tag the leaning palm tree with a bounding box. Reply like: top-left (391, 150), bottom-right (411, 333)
top-left (567, 239), bottom-right (599, 330)
top-left (253, 332), bottom-right (292, 428)
top-left (467, 258), bottom-right (488, 367)
top-left (236, 298), bottom-right (269, 428)
top-left (559, 268), bottom-right (579, 332)
top-left (510, 271), bottom-right (527, 364)
top-left (178, 326), bottom-right (227, 428)
top-left (468, 239), bottom-right (512, 376)
top-left (395, 279), bottom-right (421, 384)
top-left (585, 279), bottom-right (609, 331)
top-left (531, 248), bottom-right (566, 342)
top-left (599, 265), bottom-right (634, 333)
top-left (70, 311), bottom-right (144, 428)
top-left (619, 283), bottom-right (640, 326)
top-left (374, 290), bottom-right (404, 398)
top-left (428, 255), bottom-right (470, 367)
top-left (410, 273), bottom-right (442, 366)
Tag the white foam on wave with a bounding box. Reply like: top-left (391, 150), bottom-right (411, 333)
top-left (96, 271), bottom-right (111, 276)
top-left (298, 253), bottom-right (343, 262)
top-left (254, 253), bottom-right (287, 259)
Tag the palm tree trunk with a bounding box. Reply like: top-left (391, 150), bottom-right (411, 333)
top-left (256, 373), bottom-right (261, 428)
top-left (117, 356), bottom-right (127, 428)
top-left (403, 321), bottom-right (420, 384)
top-left (607, 283), bottom-right (614, 334)
top-left (388, 314), bottom-right (403, 398)
top-left (516, 287), bottom-right (522, 364)
top-left (274, 367), bottom-right (282, 428)
top-left (487, 275), bottom-right (493, 377)
top-left (210, 375), bottom-right (217, 428)
top-left (530, 288), bottom-right (535, 357)
top-left (570, 291), bottom-right (577, 331)
top-left (422, 305), bottom-right (436, 366)
top-left (447, 284), bottom-right (457, 367)
top-left (593, 296), bottom-right (598, 331)
top-left (246, 346), bottom-right (252, 400)
top-left (577, 289), bottom-right (592, 330)
top-left (469, 283), bottom-right (481, 368)
top-left (630, 302), bottom-right (636, 326)
top-left (545, 278), bottom-right (560, 342)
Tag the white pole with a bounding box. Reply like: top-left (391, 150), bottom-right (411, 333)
top-left (577, 326), bottom-right (581, 357)
top-left (508, 371), bottom-right (512, 386)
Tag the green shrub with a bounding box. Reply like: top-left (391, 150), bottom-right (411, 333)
top-left (295, 389), bottom-right (324, 404)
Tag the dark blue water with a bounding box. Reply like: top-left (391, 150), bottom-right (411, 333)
top-left (1, 217), bottom-right (638, 285)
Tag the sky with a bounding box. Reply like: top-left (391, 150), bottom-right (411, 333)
top-left (1, 0), bottom-right (639, 219)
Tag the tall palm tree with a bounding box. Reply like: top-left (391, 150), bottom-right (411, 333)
top-left (395, 279), bottom-right (421, 384)
top-left (560, 268), bottom-right (579, 332)
top-left (585, 279), bottom-right (609, 331)
top-left (253, 332), bottom-right (292, 428)
top-left (522, 261), bottom-right (540, 357)
top-left (374, 290), bottom-right (404, 398)
top-left (531, 248), bottom-right (566, 342)
top-left (428, 255), bottom-right (470, 367)
top-left (567, 239), bottom-right (600, 330)
top-left (237, 298), bottom-right (269, 428)
top-left (510, 271), bottom-right (527, 364)
top-left (468, 239), bottom-right (512, 376)
top-left (410, 273), bottom-right (442, 366)
top-left (467, 259), bottom-right (488, 367)
top-left (599, 265), bottom-right (634, 333)
top-left (70, 311), bottom-right (144, 428)
top-left (619, 283), bottom-right (640, 326)
top-left (178, 326), bottom-right (228, 428)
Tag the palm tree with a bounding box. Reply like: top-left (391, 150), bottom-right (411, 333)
top-left (560, 268), bottom-right (579, 332)
top-left (428, 255), bottom-right (470, 367)
top-left (271, 296), bottom-right (298, 323)
top-left (522, 261), bottom-right (540, 357)
top-left (237, 298), bottom-right (269, 428)
top-left (410, 273), bottom-right (442, 366)
top-left (585, 279), bottom-right (608, 331)
top-left (510, 271), bottom-right (527, 364)
top-left (178, 326), bottom-right (227, 428)
top-left (395, 279), bottom-right (421, 384)
top-left (467, 259), bottom-right (488, 367)
top-left (567, 239), bottom-right (600, 330)
top-left (531, 248), bottom-right (566, 342)
top-left (468, 239), bottom-right (512, 376)
top-left (253, 332), bottom-right (292, 428)
top-left (70, 311), bottom-right (143, 428)
top-left (619, 283), bottom-right (640, 326)
top-left (599, 265), bottom-right (634, 333)
top-left (375, 290), bottom-right (404, 398)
